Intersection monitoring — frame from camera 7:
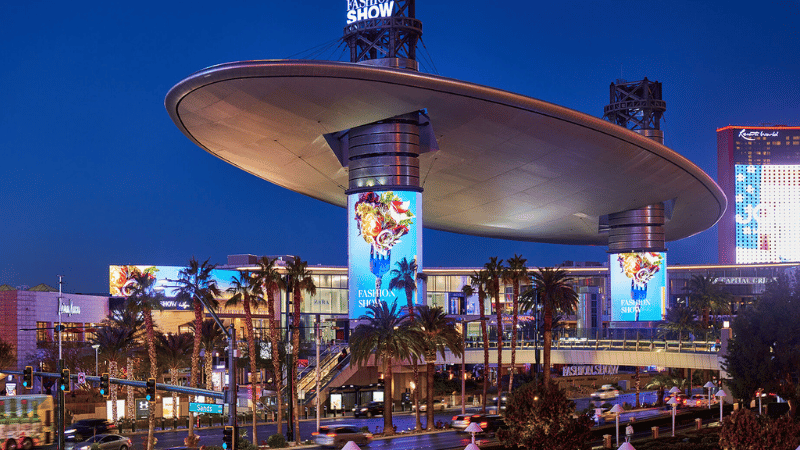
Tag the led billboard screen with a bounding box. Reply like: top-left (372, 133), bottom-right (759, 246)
top-left (735, 164), bottom-right (800, 263)
top-left (348, 190), bottom-right (421, 319)
top-left (610, 252), bottom-right (666, 322)
top-left (109, 265), bottom-right (238, 307)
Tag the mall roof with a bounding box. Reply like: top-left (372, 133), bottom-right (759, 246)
top-left (165, 60), bottom-right (726, 245)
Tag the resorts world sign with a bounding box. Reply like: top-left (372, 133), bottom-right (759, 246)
top-left (346, 0), bottom-right (395, 24)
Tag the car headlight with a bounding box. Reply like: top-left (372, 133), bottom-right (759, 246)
top-left (65, 429), bottom-right (76, 434)
top-left (360, 408), bottom-right (368, 412)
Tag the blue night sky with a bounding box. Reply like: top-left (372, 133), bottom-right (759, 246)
top-left (2, 1), bottom-right (798, 294)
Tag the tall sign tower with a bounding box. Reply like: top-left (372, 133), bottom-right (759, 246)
top-left (344, 0), bottom-right (422, 70)
top-left (603, 79), bottom-right (669, 325)
top-left (332, 0), bottom-right (434, 318)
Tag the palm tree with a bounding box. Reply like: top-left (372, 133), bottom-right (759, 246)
top-left (349, 302), bottom-right (413, 436)
top-left (193, 319), bottom-right (225, 393)
top-left (285, 257), bottom-right (316, 444)
top-left (388, 257), bottom-right (423, 430)
top-left (171, 258), bottom-right (220, 447)
top-left (530, 267), bottom-right (579, 385)
top-left (156, 332), bottom-right (193, 420)
top-left (467, 269), bottom-right (491, 412)
top-left (686, 275), bottom-right (732, 331)
top-left (124, 268), bottom-right (163, 450)
top-left (412, 306), bottom-right (463, 430)
top-left (226, 270), bottom-right (267, 444)
top-left (484, 257), bottom-right (504, 410)
top-left (253, 256), bottom-right (285, 435)
top-left (90, 318), bottom-right (139, 424)
top-left (105, 304), bottom-right (144, 421)
top-left (503, 254), bottom-right (527, 391)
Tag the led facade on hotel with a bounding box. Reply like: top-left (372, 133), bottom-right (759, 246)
top-left (718, 126), bottom-right (800, 263)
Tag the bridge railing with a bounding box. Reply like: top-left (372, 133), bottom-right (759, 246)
top-left (463, 328), bottom-right (721, 354)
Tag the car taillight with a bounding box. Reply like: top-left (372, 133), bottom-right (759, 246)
top-left (311, 432), bottom-right (318, 436)
top-left (327, 433), bottom-right (337, 437)
top-left (480, 422), bottom-right (488, 428)
top-left (452, 416), bottom-right (458, 421)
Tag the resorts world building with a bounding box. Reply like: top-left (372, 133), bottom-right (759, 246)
top-left (717, 125), bottom-right (800, 264)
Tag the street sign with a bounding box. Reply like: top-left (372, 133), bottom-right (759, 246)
top-left (78, 372), bottom-right (86, 385)
top-left (190, 402), bottom-right (223, 414)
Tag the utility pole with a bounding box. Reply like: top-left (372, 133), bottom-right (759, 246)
top-left (57, 275), bottom-right (65, 450)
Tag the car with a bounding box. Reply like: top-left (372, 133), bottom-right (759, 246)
top-left (491, 395), bottom-right (508, 410)
top-left (72, 434), bottom-right (132, 450)
top-left (353, 401), bottom-right (385, 418)
top-left (664, 393), bottom-right (689, 408)
top-left (65, 419), bottom-right (116, 442)
top-left (591, 385), bottom-right (620, 401)
top-left (451, 414), bottom-right (505, 434)
top-left (312, 425), bottom-right (373, 448)
top-left (688, 394), bottom-right (715, 407)
top-left (412, 399), bottom-right (448, 411)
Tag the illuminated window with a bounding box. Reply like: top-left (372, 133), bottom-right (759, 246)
top-left (37, 322), bottom-right (51, 342)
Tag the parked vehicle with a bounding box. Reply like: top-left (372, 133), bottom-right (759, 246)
top-left (72, 435), bottom-right (132, 450)
top-left (353, 401), bottom-right (385, 418)
top-left (412, 399), bottom-right (447, 412)
top-left (65, 419), bottom-right (116, 442)
top-left (312, 425), bottom-right (373, 448)
top-left (490, 395), bottom-right (508, 410)
top-left (591, 385), bottom-right (619, 401)
top-left (663, 393), bottom-right (689, 408)
top-left (0, 394), bottom-right (54, 450)
top-left (688, 394), bottom-right (715, 407)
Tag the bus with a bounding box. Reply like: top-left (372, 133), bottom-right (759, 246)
top-left (0, 395), bottom-right (54, 450)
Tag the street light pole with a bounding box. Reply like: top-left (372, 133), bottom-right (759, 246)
top-left (92, 344), bottom-right (100, 376)
top-left (315, 314), bottom-right (321, 433)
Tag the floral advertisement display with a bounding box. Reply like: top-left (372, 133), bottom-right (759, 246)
top-left (610, 252), bottom-right (667, 321)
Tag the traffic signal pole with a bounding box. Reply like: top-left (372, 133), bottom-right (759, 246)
top-left (227, 324), bottom-right (237, 427)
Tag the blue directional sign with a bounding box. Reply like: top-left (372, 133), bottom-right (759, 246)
top-left (189, 402), bottom-right (223, 414)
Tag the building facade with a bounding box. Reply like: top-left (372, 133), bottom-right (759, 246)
top-left (718, 125), bottom-right (800, 264)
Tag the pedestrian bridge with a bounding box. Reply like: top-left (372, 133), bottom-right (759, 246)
top-left (439, 334), bottom-right (723, 371)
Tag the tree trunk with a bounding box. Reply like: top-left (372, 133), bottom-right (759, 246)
top-left (426, 359), bottom-right (435, 430)
top-left (509, 280), bottom-right (519, 392)
top-left (244, 299), bottom-right (258, 445)
top-left (292, 288), bottom-right (302, 444)
top-left (494, 279), bottom-right (503, 410)
top-left (170, 368), bottom-right (179, 420)
top-left (383, 356), bottom-right (394, 436)
top-left (146, 311), bottom-right (157, 450)
top-left (189, 299), bottom-right (203, 444)
top-left (479, 290), bottom-right (489, 413)
top-left (267, 287), bottom-right (282, 435)
top-left (413, 361), bottom-right (421, 430)
top-left (543, 304), bottom-right (553, 385)
top-left (110, 360), bottom-right (118, 423)
top-left (126, 358), bottom-right (135, 421)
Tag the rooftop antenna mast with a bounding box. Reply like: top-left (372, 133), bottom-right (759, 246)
top-left (343, 0), bottom-right (423, 70)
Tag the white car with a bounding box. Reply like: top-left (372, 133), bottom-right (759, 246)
top-left (413, 398), bottom-right (448, 411)
top-left (591, 385), bottom-right (620, 400)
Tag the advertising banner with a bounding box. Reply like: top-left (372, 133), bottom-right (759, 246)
top-left (348, 190), bottom-right (421, 319)
top-left (109, 265), bottom-right (238, 305)
top-left (735, 164), bottom-right (800, 263)
top-left (610, 252), bottom-right (667, 322)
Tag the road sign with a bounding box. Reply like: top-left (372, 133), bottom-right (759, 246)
top-left (189, 402), bottom-right (223, 414)
top-left (78, 372), bottom-right (86, 385)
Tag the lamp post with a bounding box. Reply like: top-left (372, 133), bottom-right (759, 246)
top-left (92, 344), bottom-right (100, 376)
top-left (716, 389), bottom-right (726, 423)
top-left (668, 386), bottom-right (681, 437)
top-left (703, 381), bottom-right (714, 410)
top-left (610, 404), bottom-right (624, 447)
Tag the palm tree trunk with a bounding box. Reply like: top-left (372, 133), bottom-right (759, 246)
top-left (292, 288), bottom-right (302, 444)
top-left (189, 299), bottom-right (203, 444)
top-left (413, 361), bottom-right (421, 430)
top-left (110, 360), bottom-right (118, 423)
top-left (426, 358), bottom-right (435, 431)
top-left (543, 305), bottom-right (553, 385)
top-left (145, 311), bottom-right (157, 450)
top-left (244, 300), bottom-right (258, 445)
top-left (170, 368), bottom-right (179, 420)
top-left (494, 284), bottom-right (503, 409)
top-left (479, 291), bottom-right (489, 413)
top-left (509, 280), bottom-right (519, 392)
top-left (267, 288), bottom-right (282, 435)
top-left (127, 358), bottom-right (135, 421)
top-left (383, 356), bottom-right (394, 436)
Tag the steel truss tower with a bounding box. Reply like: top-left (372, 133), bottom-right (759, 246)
top-left (343, 0), bottom-right (422, 70)
top-left (604, 78), bottom-right (666, 144)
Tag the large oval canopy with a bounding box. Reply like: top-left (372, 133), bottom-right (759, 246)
top-left (166, 60), bottom-right (725, 245)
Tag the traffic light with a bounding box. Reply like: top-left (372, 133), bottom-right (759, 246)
top-left (59, 369), bottom-right (70, 393)
top-left (222, 426), bottom-right (237, 450)
top-left (100, 373), bottom-right (110, 397)
top-left (145, 378), bottom-right (156, 402)
top-left (22, 366), bottom-right (33, 389)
